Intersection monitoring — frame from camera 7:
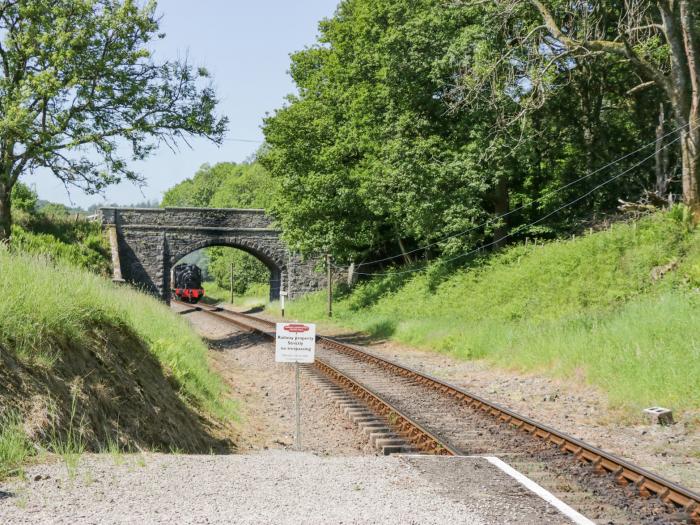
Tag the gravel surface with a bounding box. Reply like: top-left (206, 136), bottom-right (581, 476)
top-left (252, 309), bottom-right (700, 494)
top-left (0, 452), bottom-right (575, 524)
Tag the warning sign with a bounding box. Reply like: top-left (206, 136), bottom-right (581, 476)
top-left (275, 323), bottom-right (316, 363)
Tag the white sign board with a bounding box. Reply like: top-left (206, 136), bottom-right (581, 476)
top-left (275, 323), bottom-right (316, 363)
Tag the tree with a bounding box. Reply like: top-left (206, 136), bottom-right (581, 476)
top-left (0, 0), bottom-right (227, 240)
top-left (262, 0), bottom-right (661, 266)
top-left (480, 1), bottom-right (699, 209)
top-left (262, 0), bottom-right (495, 261)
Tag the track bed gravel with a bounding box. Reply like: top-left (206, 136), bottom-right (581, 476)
top-left (175, 305), bottom-right (375, 455)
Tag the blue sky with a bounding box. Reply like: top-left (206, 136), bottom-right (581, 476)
top-left (25, 0), bottom-right (339, 208)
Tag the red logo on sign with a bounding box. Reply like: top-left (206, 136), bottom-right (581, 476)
top-left (284, 324), bottom-right (310, 333)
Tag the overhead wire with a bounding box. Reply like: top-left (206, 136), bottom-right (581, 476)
top-left (224, 138), bottom-right (264, 143)
top-left (349, 129), bottom-right (688, 277)
top-left (336, 123), bottom-right (690, 270)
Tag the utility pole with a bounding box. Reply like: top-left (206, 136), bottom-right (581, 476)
top-left (229, 262), bottom-right (234, 304)
top-left (326, 253), bottom-right (332, 318)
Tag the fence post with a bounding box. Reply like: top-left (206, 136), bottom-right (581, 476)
top-left (326, 254), bottom-right (332, 318)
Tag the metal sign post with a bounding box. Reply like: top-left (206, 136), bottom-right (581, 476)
top-left (295, 362), bottom-right (301, 449)
top-left (280, 290), bottom-right (288, 318)
top-left (275, 322), bottom-right (316, 451)
top-left (229, 263), bottom-right (234, 304)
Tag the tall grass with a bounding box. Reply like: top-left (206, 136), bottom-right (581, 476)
top-left (273, 211), bottom-right (700, 411)
top-left (0, 247), bottom-right (235, 421)
top-left (48, 395), bottom-right (85, 478)
top-left (0, 412), bottom-right (33, 480)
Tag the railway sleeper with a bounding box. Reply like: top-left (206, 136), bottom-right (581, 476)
top-left (308, 367), bottom-right (416, 456)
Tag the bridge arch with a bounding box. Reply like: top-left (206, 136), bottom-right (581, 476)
top-left (101, 207), bottom-right (324, 302)
top-left (170, 237), bottom-right (285, 301)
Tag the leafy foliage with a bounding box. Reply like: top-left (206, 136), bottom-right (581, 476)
top-left (10, 182), bottom-right (38, 213)
top-left (261, 0), bottom-right (671, 265)
top-left (9, 184), bottom-right (110, 274)
top-left (0, 0), bottom-right (228, 239)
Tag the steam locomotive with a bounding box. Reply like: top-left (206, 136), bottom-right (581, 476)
top-left (171, 264), bottom-right (205, 303)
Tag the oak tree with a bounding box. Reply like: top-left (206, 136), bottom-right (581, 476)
top-left (472, 1), bottom-right (700, 209)
top-left (0, 0), bottom-right (227, 240)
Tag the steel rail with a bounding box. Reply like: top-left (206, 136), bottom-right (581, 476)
top-left (177, 301), bottom-right (700, 522)
top-left (314, 358), bottom-right (462, 456)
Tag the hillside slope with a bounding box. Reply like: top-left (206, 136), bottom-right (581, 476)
top-left (0, 248), bottom-right (237, 477)
top-left (276, 210), bottom-right (700, 412)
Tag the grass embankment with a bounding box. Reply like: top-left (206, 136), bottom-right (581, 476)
top-left (202, 280), bottom-right (269, 309)
top-left (0, 248), bottom-right (237, 478)
top-left (11, 211), bottom-right (110, 275)
top-left (272, 210), bottom-right (700, 413)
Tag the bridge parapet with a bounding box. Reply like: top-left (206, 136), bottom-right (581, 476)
top-left (101, 207), bottom-right (274, 230)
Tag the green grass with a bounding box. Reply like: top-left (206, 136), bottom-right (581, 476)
top-left (0, 247), bottom-right (236, 422)
top-left (10, 212), bottom-right (110, 275)
top-left (47, 395), bottom-right (86, 479)
top-left (0, 412), bottom-right (34, 480)
top-left (271, 210), bottom-right (700, 412)
top-left (202, 280), bottom-right (270, 309)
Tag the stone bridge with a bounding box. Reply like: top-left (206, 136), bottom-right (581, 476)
top-left (100, 207), bottom-right (325, 302)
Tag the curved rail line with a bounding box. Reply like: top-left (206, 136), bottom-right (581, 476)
top-left (176, 300), bottom-right (700, 523)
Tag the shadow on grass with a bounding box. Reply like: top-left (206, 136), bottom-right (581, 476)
top-left (344, 273), bottom-right (414, 311)
top-left (329, 319), bottom-right (397, 347)
top-left (243, 305), bottom-right (265, 314)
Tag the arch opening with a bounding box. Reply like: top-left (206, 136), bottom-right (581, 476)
top-left (170, 240), bottom-right (284, 305)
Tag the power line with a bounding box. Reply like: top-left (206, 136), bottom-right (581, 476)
top-left (224, 138), bottom-right (264, 143)
top-left (338, 123), bottom-right (689, 270)
top-left (350, 130), bottom-right (687, 277)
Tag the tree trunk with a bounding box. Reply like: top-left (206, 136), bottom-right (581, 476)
top-left (493, 176), bottom-right (509, 249)
top-left (656, 104), bottom-right (670, 196)
top-left (396, 237), bottom-right (413, 265)
top-left (681, 113), bottom-right (700, 210)
top-left (678, 0), bottom-right (700, 211)
top-left (0, 182), bottom-right (12, 242)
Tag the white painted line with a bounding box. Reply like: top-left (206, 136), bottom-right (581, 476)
top-left (480, 456), bottom-right (596, 525)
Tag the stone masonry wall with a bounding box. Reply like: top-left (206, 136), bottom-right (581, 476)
top-left (101, 208), bottom-right (325, 302)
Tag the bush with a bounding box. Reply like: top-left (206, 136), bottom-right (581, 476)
top-left (10, 212), bottom-right (110, 275)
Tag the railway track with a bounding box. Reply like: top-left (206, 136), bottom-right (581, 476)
top-left (175, 300), bottom-right (700, 524)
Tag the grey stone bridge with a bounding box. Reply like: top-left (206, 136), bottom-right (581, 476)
top-left (100, 207), bottom-right (325, 302)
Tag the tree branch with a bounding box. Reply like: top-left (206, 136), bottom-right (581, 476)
top-left (529, 0), bottom-right (672, 95)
